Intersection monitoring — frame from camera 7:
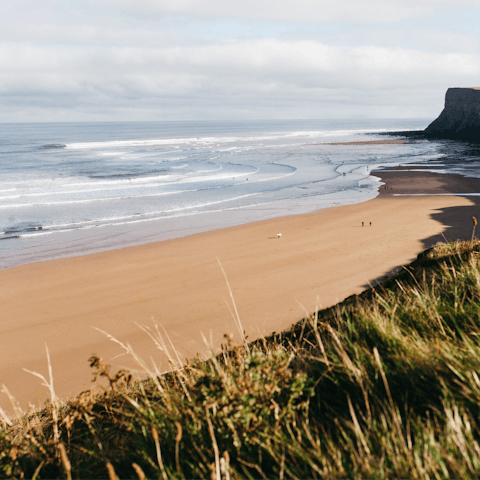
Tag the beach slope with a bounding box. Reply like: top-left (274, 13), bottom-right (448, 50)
top-left (0, 171), bottom-right (478, 410)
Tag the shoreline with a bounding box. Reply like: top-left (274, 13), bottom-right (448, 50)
top-left (0, 137), bottom-right (418, 272)
top-left (2, 169), bottom-right (480, 411)
top-left (311, 139), bottom-right (408, 146)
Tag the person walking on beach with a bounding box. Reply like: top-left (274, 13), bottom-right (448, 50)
top-left (362, 222), bottom-right (364, 227)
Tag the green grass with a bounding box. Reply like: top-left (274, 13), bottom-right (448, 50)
top-left (3, 240), bottom-right (480, 479)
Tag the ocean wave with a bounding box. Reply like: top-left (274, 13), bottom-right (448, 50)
top-left (88, 170), bottom-right (167, 180)
top-left (21, 193), bottom-right (262, 235)
top-left (63, 128), bottom-right (418, 151)
top-left (0, 235), bottom-right (20, 240)
top-left (39, 144), bottom-right (66, 149)
top-left (66, 137), bottom-right (206, 149)
top-left (0, 188), bottom-right (198, 208)
top-left (0, 165), bottom-right (259, 201)
top-left (0, 181), bottom-right (181, 200)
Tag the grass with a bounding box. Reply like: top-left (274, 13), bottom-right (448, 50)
top-left (2, 240), bottom-right (480, 478)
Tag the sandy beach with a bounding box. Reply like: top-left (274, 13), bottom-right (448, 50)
top-left (1, 169), bottom-right (480, 412)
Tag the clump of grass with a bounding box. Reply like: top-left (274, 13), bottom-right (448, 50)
top-left (3, 240), bottom-right (480, 478)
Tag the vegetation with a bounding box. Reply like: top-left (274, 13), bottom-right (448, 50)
top-left (2, 240), bottom-right (480, 479)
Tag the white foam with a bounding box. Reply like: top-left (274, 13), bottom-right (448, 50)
top-left (64, 127), bottom-right (418, 151)
top-left (0, 180), bottom-right (188, 200)
top-left (0, 188), bottom-right (198, 209)
top-left (35, 193), bottom-right (263, 233)
top-left (97, 151), bottom-right (127, 156)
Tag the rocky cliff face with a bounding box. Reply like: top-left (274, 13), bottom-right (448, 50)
top-left (425, 88), bottom-right (480, 140)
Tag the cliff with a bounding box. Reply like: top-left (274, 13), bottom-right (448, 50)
top-left (425, 87), bottom-right (480, 140)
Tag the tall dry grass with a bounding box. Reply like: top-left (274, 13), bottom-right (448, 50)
top-left (2, 240), bottom-right (480, 478)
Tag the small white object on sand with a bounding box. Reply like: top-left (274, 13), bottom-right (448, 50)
top-left (277, 233), bottom-right (282, 238)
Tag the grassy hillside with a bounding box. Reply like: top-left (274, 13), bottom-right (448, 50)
top-left (2, 240), bottom-right (480, 479)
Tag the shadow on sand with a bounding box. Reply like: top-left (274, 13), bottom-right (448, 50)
top-left (364, 197), bottom-right (480, 289)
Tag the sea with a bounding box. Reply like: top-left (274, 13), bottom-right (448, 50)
top-left (1, 118), bottom-right (479, 271)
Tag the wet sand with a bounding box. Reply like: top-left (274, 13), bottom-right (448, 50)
top-left (375, 168), bottom-right (480, 195)
top-left (1, 170), bottom-right (479, 412)
top-left (311, 139), bottom-right (407, 146)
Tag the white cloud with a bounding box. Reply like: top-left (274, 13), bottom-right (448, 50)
top-left (0, 0), bottom-right (478, 121)
top-left (0, 39), bottom-right (477, 121)
top-left (92, 0), bottom-right (479, 24)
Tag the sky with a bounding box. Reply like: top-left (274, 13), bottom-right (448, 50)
top-left (1, 0), bottom-right (480, 122)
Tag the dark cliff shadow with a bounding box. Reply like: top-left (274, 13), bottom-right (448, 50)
top-left (422, 197), bottom-right (480, 247)
top-left (364, 196), bottom-right (480, 288)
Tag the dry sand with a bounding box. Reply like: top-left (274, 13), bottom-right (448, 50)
top-left (1, 170), bottom-right (480, 412)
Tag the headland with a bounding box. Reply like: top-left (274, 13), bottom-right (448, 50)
top-left (425, 87), bottom-right (480, 140)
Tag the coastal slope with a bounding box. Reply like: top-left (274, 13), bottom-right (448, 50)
top-left (425, 87), bottom-right (480, 140)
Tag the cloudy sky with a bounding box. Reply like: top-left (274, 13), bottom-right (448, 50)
top-left (1, 0), bottom-right (479, 122)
